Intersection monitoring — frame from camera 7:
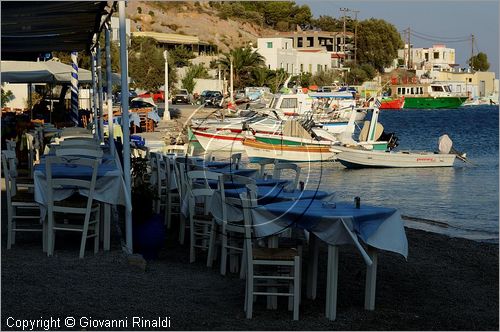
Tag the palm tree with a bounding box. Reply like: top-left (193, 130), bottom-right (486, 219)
top-left (218, 47), bottom-right (266, 89)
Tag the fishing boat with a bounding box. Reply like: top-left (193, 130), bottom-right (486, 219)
top-left (391, 82), bottom-right (467, 109)
top-left (380, 96), bottom-right (405, 109)
top-left (242, 138), bottom-right (338, 163)
top-left (192, 129), bottom-right (246, 152)
top-left (334, 107), bottom-right (466, 168)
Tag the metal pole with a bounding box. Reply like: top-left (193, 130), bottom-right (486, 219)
top-left (91, 52), bottom-right (98, 137)
top-left (119, 1), bottom-right (132, 254)
top-left (163, 50), bottom-right (170, 120)
top-left (97, 43), bottom-right (104, 142)
top-left (105, 23), bottom-right (115, 156)
top-left (230, 57), bottom-right (234, 103)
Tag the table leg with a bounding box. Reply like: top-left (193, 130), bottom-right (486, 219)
top-left (104, 204), bottom-right (111, 251)
top-left (364, 247), bottom-right (378, 310)
top-left (326, 245), bottom-right (339, 320)
top-left (306, 233), bottom-right (319, 300)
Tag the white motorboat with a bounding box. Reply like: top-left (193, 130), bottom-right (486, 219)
top-left (334, 107), bottom-right (466, 168)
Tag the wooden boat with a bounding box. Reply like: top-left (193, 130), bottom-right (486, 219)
top-left (380, 96), bottom-right (405, 109)
top-left (242, 138), bottom-right (337, 163)
top-left (192, 129), bottom-right (245, 152)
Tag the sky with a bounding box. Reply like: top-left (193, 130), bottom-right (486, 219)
top-left (296, 0), bottom-right (499, 74)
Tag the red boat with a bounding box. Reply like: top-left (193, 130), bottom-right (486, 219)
top-left (380, 96), bottom-right (405, 109)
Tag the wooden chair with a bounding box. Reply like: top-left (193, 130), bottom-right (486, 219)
top-left (173, 158), bottom-right (191, 244)
top-left (219, 174), bottom-right (256, 277)
top-left (240, 188), bottom-right (301, 320)
top-left (252, 159), bottom-right (276, 179)
top-left (272, 162), bottom-right (301, 191)
top-left (45, 153), bottom-right (102, 258)
top-left (150, 152), bottom-right (168, 214)
top-left (186, 170), bottom-right (220, 266)
top-left (1, 151), bottom-right (45, 250)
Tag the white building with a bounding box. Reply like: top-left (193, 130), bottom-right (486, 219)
top-left (110, 17), bottom-right (131, 45)
top-left (256, 37), bottom-right (332, 75)
top-left (398, 44), bottom-right (457, 71)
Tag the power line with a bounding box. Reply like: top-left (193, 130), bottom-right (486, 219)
top-left (409, 34), bottom-right (470, 43)
top-left (409, 29), bottom-right (470, 41)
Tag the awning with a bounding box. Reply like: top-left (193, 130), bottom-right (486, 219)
top-left (1, 60), bottom-right (122, 84)
top-left (1, 1), bottom-right (111, 59)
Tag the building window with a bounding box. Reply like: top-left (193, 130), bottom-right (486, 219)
top-left (308, 64), bottom-right (312, 73)
top-left (468, 78), bottom-right (472, 83)
top-left (297, 37), bottom-right (303, 48)
top-left (267, 42), bottom-right (273, 48)
top-left (286, 63), bottom-right (289, 72)
top-left (300, 64), bottom-right (304, 72)
top-left (280, 98), bottom-right (298, 109)
top-left (317, 64), bottom-right (321, 72)
top-left (280, 62), bottom-right (283, 69)
top-left (433, 52), bottom-right (440, 59)
top-left (325, 64), bottom-right (328, 71)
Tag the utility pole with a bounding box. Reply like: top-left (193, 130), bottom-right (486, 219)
top-left (470, 34), bottom-right (475, 71)
top-left (340, 8), bottom-right (348, 66)
top-left (353, 10), bottom-right (359, 64)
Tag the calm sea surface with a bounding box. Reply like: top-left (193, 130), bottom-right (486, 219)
top-left (212, 105), bottom-right (499, 242)
top-left (299, 105), bottom-right (499, 242)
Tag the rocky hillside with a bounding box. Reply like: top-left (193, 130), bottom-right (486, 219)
top-left (126, 1), bottom-right (278, 53)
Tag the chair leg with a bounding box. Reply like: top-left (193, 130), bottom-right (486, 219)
top-left (246, 262), bottom-right (254, 319)
top-left (94, 210), bottom-right (100, 254)
top-left (7, 208), bottom-right (13, 249)
top-left (80, 219), bottom-right (90, 259)
top-left (220, 234), bottom-right (228, 275)
top-left (189, 218), bottom-right (195, 263)
top-left (206, 222), bottom-right (216, 268)
top-left (293, 256), bottom-right (300, 321)
top-left (42, 221), bottom-right (47, 253)
top-left (239, 243), bottom-right (246, 279)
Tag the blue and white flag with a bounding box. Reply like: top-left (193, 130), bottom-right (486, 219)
top-left (374, 98), bottom-right (381, 109)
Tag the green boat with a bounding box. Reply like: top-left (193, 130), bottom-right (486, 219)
top-left (391, 82), bottom-right (467, 109)
top-left (403, 96), bottom-right (467, 109)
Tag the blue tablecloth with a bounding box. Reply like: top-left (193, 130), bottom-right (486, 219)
top-left (252, 199), bottom-right (408, 258)
top-left (224, 186), bottom-right (332, 204)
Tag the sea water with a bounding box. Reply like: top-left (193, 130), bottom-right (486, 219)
top-left (300, 106), bottom-right (499, 242)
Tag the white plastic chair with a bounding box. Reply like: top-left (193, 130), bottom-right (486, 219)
top-left (219, 174), bottom-right (256, 277)
top-left (240, 189), bottom-right (301, 320)
top-left (186, 170), bottom-right (220, 266)
top-left (272, 162), bottom-right (301, 191)
top-left (1, 151), bottom-right (45, 250)
top-left (45, 153), bottom-right (102, 258)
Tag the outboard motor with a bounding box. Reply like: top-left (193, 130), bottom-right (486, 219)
top-left (378, 131), bottom-right (399, 150)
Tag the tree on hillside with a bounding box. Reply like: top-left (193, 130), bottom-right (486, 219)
top-left (168, 46), bottom-right (196, 67)
top-left (218, 47), bottom-right (266, 89)
top-left (469, 52), bottom-right (490, 71)
top-left (181, 64), bottom-right (210, 94)
top-left (128, 36), bottom-right (177, 91)
top-left (356, 18), bottom-right (403, 72)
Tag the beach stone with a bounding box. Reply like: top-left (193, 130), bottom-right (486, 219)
top-left (127, 253), bottom-right (147, 271)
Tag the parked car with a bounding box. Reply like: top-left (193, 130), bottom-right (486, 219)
top-left (137, 90), bottom-right (164, 103)
top-left (172, 89), bottom-right (192, 104)
top-left (200, 90), bottom-right (223, 107)
top-left (113, 89), bottom-right (138, 104)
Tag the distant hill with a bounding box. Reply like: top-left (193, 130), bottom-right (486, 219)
top-left (126, 1), bottom-right (281, 53)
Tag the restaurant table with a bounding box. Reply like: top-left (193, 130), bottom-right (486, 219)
top-left (34, 151), bottom-right (131, 251)
top-left (251, 199), bottom-right (408, 320)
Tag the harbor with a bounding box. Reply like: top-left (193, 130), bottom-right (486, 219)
top-left (1, 1), bottom-right (498, 331)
